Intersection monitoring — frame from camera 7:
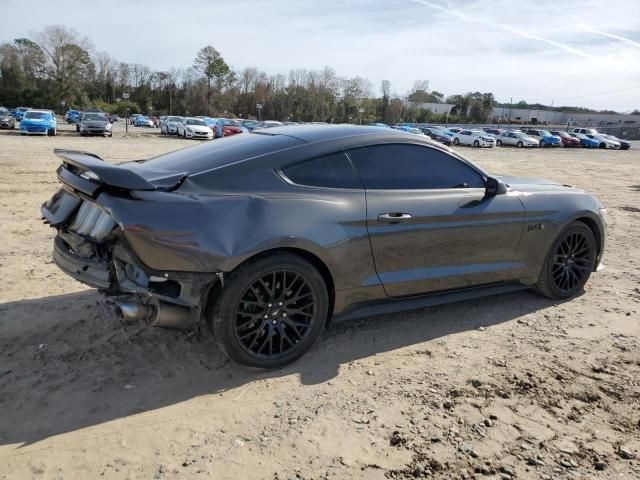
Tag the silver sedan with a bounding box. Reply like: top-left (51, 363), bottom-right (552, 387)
top-left (497, 131), bottom-right (539, 148)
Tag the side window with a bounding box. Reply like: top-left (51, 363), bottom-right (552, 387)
top-left (348, 144), bottom-right (485, 190)
top-left (282, 152), bottom-right (361, 189)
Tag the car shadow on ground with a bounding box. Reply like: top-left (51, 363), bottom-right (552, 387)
top-left (0, 288), bottom-right (562, 447)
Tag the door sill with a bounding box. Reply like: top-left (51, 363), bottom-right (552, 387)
top-left (333, 283), bottom-right (529, 322)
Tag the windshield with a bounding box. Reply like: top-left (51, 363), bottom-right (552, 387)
top-left (539, 130), bottom-right (552, 136)
top-left (242, 120), bottom-right (257, 127)
top-left (186, 119), bottom-right (207, 126)
top-left (83, 113), bottom-right (107, 121)
top-left (223, 119), bottom-right (241, 126)
top-left (24, 111), bottom-right (49, 119)
top-left (167, 116), bottom-right (183, 122)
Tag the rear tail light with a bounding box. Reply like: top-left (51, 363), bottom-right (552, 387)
top-left (69, 201), bottom-right (116, 241)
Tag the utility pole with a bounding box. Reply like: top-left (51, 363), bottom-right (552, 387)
top-left (508, 97), bottom-right (512, 125)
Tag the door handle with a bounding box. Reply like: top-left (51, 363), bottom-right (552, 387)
top-left (377, 213), bottom-right (413, 223)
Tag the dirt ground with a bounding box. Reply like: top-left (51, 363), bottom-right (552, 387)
top-left (0, 123), bottom-right (638, 480)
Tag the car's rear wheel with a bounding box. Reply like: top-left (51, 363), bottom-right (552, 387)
top-left (473, 140), bottom-right (479, 147)
top-left (453, 138), bottom-right (459, 145)
top-left (535, 221), bottom-right (596, 299)
top-left (210, 253), bottom-right (329, 368)
top-left (517, 141), bottom-right (523, 148)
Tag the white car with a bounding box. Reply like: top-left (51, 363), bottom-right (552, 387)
top-left (496, 131), bottom-right (539, 148)
top-left (452, 129), bottom-right (496, 147)
top-left (160, 116), bottom-right (185, 135)
top-left (585, 133), bottom-right (620, 149)
top-left (176, 117), bottom-right (213, 140)
top-left (569, 127), bottom-right (598, 136)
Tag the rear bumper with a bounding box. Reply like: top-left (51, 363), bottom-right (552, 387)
top-left (53, 235), bottom-right (112, 289)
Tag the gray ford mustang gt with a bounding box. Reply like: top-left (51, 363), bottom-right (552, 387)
top-left (42, 125), bottom-right (606, 368)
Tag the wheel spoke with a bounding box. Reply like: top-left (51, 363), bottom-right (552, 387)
top-left (233, 268), bottom-right (318, 359)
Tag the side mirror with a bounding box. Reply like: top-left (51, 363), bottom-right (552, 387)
top-left (485, 177), bottom-right (507, 196)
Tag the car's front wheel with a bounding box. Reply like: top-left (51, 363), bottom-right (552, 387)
top-left (210, 253), bottom-right (329, 368)
top-left (496, 139), bottom-right (502, 146)
top-left (535, 221), bottom-right (596, 299)
top-left (453, 138), bottom-right (459, 145)
top-left (517, 141), bottom-right (523, 148)
top-left (473, 140), bottom-right (480, 147)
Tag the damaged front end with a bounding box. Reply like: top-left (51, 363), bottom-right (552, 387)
top-left (42, 149), bottom-right (217, 329)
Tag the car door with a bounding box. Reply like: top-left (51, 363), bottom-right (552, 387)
top-left (348, 143), bottom-right (526, 297)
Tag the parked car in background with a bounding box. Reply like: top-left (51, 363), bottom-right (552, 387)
top-left (237, 119), bottom-right (258, 131)
top-left (602, 134), bottom-right (630, 150)
top-left (78, 112), bottom-right (113, 137)
top-left (549, 131), bottom-right (581, 148)
top-left (393, 125), bottom-right (425, 135)
top-left (149, 116), bottom-right (160, 127)
top-left (524, 129), bottom-right (562, 147)
top-left (367, 122), bottom-right (390, 128)
top-left (41, 125), bottom-right (606, 368)
top-left (584, 133), bottom-right (620, 149)
top-left (420, 127), bottom-right (452, 145)
top-left (65, 109), bottom-right (81, 124)
top-left (160, 116), bottom-right (185, 135)
top-left (482, 128), bottom-right (504, 139)
top-left (134, 115), bottom-right (154, 127)
top-left (0, 107), bottom-right (16, 129)
top-left (496, 131), bottom-right (539, 148)
top-left (256, 120), bottom-right (283, 129)
top-left (13, 107), bottom-right (30, 121)
top-left (452, 129), bottom-right (496, 147)
top-left (570, 133), bottom-right (599, 148)
top-left (217, 118), bottom-right (245, 137)
top-left (176, 117), bottom-right (213, 139)
top-left (108, 113), bottom-right (119, 122)
top-left (19, 109), bottom-right (57, 136)
top-left (569, 127), bottom-right (598, 136)
top-left (447, 127), bottom-right (463, 134)
top-left (129, 114), bottom-right (141, 125)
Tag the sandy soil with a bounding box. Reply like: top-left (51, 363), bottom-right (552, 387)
top-left (0, 123), bottom-right (638, 480)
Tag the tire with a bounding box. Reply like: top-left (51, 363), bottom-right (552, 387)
top-left (517, 141), bottom-right (523, 148)
top-left (473, 140), bottom-right (479, 147)
top-left (599, 143), bottom-right (606, 149)
top-left (496, 139), bottom-right (502, 146)
top-left (453, 138), bottom-right (459, 145)
top-left (535, 221), bottom-right (597, 300)
top-left (75, 125), bottom-right (79, 132)
top-left (210, 253), bottom-right (329, 368)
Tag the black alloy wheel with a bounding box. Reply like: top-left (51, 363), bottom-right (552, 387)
top-left (233, 270), bottom-right (317, 358)
top-left (536, 221), bottom-right (596, 299)
top-left (211, 253), bottom-right (329, 368)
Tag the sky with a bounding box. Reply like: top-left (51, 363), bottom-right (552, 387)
top-left (2, 0), bottom-right (640, 111)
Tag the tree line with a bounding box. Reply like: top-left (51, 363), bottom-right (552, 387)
top-left (0, 25), bottom-right (619, 124)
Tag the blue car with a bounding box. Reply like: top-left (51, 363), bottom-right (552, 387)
top-left (134, 115), bottom-right (154, 127)
top-left (523, 129), bottom-right (562, 147)
top-left (199, 116), bottom-right (218, 129)
top-left (14, 107), bottom-right (30, 121)
top-left (65, 109), bottom-right (81, 124)
top-left (19, 109), bottom-right (57, 136)
top-left (571, 133), bottom-right (599, 148)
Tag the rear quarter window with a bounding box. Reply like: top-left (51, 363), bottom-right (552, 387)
top-left (282, 152), bottom-right (361, 189)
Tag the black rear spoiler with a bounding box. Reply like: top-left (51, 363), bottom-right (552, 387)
top-left (54, 149), bottom-right (156, 196)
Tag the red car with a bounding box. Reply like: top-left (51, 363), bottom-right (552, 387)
top-left (221, 119), bottom-right (244, 137)
top-left (551, 131), bottom-right (581, 147)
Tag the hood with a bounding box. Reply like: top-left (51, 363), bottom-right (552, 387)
top-left (496, 175), bottom-right (577, 193)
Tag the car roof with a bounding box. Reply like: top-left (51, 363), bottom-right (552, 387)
top-left (256, 124), bottom-right (416, 143)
